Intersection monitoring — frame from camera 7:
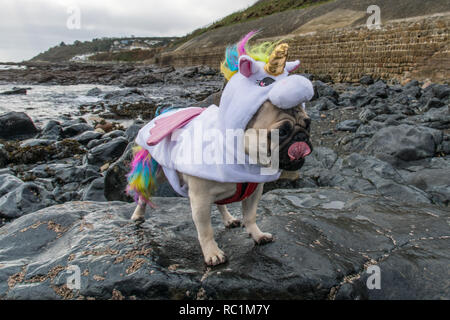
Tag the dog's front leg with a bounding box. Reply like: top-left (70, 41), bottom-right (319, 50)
top-left (242, 183), bottom-right (273, 244)
top-left (190, 193), bottom-right (226, 266)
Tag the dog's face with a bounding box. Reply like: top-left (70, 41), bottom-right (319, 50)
top-left (244, 100), bottom-right (312, 171)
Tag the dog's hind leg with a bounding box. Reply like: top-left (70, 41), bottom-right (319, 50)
top-left (217, 205), bottom-right (241, 228)
top-left (241, 183), bottom-right (273, 244)
top-left (131, 197), bottom-right (147, 222)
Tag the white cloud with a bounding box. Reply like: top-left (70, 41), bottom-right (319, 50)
top-left (0, 0), bottom-right (256, 62)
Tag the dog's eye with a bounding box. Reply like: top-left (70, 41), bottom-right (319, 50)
top-left (257, 77), bottom-right (275, 87)
top-left (278, 123), bottom-right (292, 138)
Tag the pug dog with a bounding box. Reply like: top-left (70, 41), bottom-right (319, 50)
top-left (130, 100), bottom-right (312, 266)
top-left (129, 37), bottom-right (314, 266)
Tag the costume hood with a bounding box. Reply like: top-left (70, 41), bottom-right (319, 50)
top-left (135, 36), bottom-right (314, 197)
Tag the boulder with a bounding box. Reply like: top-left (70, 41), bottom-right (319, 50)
top-left (403, 168), bottom-right (450, 205)
top-left (39, 120), bottom-right (62, 140)
top-left (0, 182), bottom-right (55, 218)
top-left (81, 177), bottom-right (107, 202)
top-left (0, 112), bottom-right (38, 140)
top-left (62, 123), bottom-right (94, 138)
top-left (367, 80), bottom-right (388, 99)
top-left (0, 188), bottom-right (448, 299)
top-left (0, 174), bottom-right (23, 197)
top-left (364, 124), bottom-right (442, 165)
top-left (86, 87), bottom-right (102, 97)
top-left (86, 137), bottom-right (128, 166)
top-left (313, 81), bottom-right (339, 103)
top-left (73, 131), bottom-right (103, 145)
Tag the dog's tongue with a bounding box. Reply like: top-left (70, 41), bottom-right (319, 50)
top-left (288, 142), bottom-right (311, 161)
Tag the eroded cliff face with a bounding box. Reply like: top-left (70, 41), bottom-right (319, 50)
top-left (158, 14), bottom-right (450, 84)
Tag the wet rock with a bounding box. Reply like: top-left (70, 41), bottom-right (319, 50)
top-left (431, 84), bottom-right (450, 100)
top-left (86, 138), bottom-right (111, 149)
top-left (86, 137), bottom-right (128, 166)
top-left (39, 120), bottom-right (63, 140)
top-left (0, 182), bottom-right (55, 218)
top-left (103, 130), bottom-right (125, 139)
top-left (402, 168), bottom-right (450, 205)
top-left (0, 112), bottom-right (39, 140)
top-left (62, 123), bottom-right (93, 138)
top-left (197, 65), bottom-right (218, 76)
top-left (123, 74), bottom-right (163, 87)
top-left (81, 177), bottom-right (106, 202)
top-left (124, 121), bottom-right (145, 142)
top-left (86, 87), bottom-right (102, 97)
top-left (73, 131), bottom-right (103, 145)
top-left (20, 139), bottom-right (55, 148)
top-left (419, 106), bottom-right (450, 130)
top-left (422, 98), bottom-right (445, 112)
top-left (103, 88), bottom-right (144, 100)
top-left (367, 80), bottom-right (388, 99)
top-left (0, 88), bottom-right (27, 95)
top-left (0, 174), bottom-right (23, 197)
top-left (349, 88), bottom-right (373, 108)
top-left (0, 188), bottom-right (448, 300)
top-left (313, 81), bottom-right (339, 103)
top-left (312, 97), bottom-right (337, 111)
top-left (364, 124), bottom-right (442, 165)
top-left (0, 144), bottom-right (9, 167)
top-left (104, 143), bottom-right (134, 202)
top-left (49, 163), bottom-right (101, 185)
top-left (359, 109), bottom-right (376, 123)
top-left (336, 120), bottom-right (361, 132)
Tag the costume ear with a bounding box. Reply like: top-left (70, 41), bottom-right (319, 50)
top-left (238, 55), bottom-right (258, 78)
top-left (286, 60), bottom-right (300, 73)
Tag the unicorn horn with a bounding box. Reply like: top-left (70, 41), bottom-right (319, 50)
top-left (264, 43), bottom-right (289, 76)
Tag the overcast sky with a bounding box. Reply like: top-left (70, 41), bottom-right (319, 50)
top-left (0, 0), bottom-right (257, 62)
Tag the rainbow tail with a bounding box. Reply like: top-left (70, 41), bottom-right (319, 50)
top-left (126, 146), bottom-right (159, 208)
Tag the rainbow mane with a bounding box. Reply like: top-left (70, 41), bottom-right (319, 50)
top-left (220, 30), bottom-right (282, 80)
top-left (126, 146), bottom-right (159, 208)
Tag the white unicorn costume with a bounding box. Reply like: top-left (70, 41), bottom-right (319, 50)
top-left (132, 37), bottom-right (314, 200)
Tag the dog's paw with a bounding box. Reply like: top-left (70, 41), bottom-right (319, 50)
top-left (131, 214), bottom-right (145, 223)
top-left (224, 218), bottom-right (241, 229)
top-left (253, 232), bottom-right (274, 245)
top-left (204, 248), bottom-right (227, 266)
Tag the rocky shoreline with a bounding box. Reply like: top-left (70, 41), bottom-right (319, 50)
top-left (0, 64), bottom-right (449, 299)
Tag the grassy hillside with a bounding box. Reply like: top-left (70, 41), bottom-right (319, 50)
top-left (171, 0), bottom-right (330, 48)
top-left (30, 37), bottom-right (176, 62)
top-left (88, 48), bottom-right (162, 62)
top-left (170, 0), bottom-right (450, 52)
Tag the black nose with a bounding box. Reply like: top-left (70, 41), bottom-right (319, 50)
top-left (294, 131), bottom-right (308, 141)
top-left (304, 118), bottom-right (311, 131)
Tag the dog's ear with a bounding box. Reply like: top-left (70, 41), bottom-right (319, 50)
top-left (238, 55), bottom-right (258, 78)
top-left (286, 60), bottom-right (300, 73)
